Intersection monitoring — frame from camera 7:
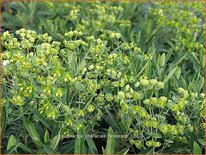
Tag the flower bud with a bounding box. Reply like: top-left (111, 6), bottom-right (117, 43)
top-left (135, 82), bottom-right (140, 88)
top-left (115, 33), bottom-right (121, 39)
top-left (134, 141), bottom-right (142, 149)
top-left (157, 82), bottom-right (164, 89)
top-left (150, 97), bottom-right (158, 104)
top-left (187, 124), bottom-right (194, 132)
top-left (88, 64), bottom-right (94, 70)
top-left (87, 105), bottom-right (95, 113)
top-left (111, 81), bottom-right (119, 87)
top-left (149, 79), bottom-right (157, 86)
top-left (140, 79), bottom-right (149, 87)
top-left (154, 141), bottom-right (161, 147)
top-left (125, 84), bottom-right (130, 91)
top-left (55, 88), bottom-right (64, 97)
top-left (125, 93), bottom-right (132, 98)
top-left (159, 96), bottom-right (167, 102)
top-left (143, 99), bottom-right (150, 105)
top-left (146, 140), bottom-right (154, 147)
top-left (133, 92), bottom-right (143, 100)
top-left (117, 91), bottom-right (125, 100)
top-left (78, 109), bottom-right (85, 116)
top-left (200, 93), bottom-right (205, 99)
top-left (159, 124), bottom-right (169, 134)
top-left (178, 87), bottom-right (185, 94)
top-left (133, 106), bottom-right (141, 113)
top-left (121, 103), bottom-right (128, 114)
top-left (65, 118), bottom-right (73, 126)
top-left (144, 120), bottom-right (150, 127)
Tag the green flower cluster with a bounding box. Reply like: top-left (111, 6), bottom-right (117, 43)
top-left (65, 2), bottom-right (130, 38)
top-left (127, 84), bottom-right (204, 150)
top-left (2, 29), bottom-right (205, 153)
top-left (2, 28), bottom-right (145, 133)
top-left (148, 1), bottom-right (204, 53)
top-left (1, 1), bottom-right (205, 154)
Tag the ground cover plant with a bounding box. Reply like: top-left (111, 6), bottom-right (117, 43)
top-left (1, 1), bottom-right (205, 154)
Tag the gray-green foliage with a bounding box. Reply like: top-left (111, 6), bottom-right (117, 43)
top-left (2, 1), bottom-right (205, 154)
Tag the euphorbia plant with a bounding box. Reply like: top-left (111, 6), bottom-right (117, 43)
top-left (1, 28), bottom-right (205, 154)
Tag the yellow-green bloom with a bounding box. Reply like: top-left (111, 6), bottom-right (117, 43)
top-left (105, 93), bottom-right (114, 102)
top-left (55, 88), bottom-right (65, 97)
top-left (140, 79), bottom-right (149, 87)
top-left (117, 91), bottom-right (125, 100)
top-left (157, 82), bottom-right (164, 89)
top-left (11, 95), bottom-right (24, 106)
top-left (87, 104), bottom-right (95, 113)
top-left (149, 79), bottom-right (157, 86)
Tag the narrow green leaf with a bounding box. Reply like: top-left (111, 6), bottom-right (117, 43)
top-left (165, 48), bottom-right (173, 62)
top-left (173, 53), bottom-right (188, 67)
top-left (197, 139), bottom-right (205, 146)
top-left (35, 114), bottom-right (52, 131)
top-left (51, 122), bottom-right (62, 138)
top-left (136, 61), bottom-right (150, 78)
top-left (7, 135), bottom-right (16, 150)
top-left (139, 147), bottom-right (153, 154)
top-left (174, 67), bottom-right (181, 79)
top-left (198, 77), bottom-right (204, 92)
top-left (18, 142), bottom-right (32, 153)
top-left (44, 130), bottom-right (50, 144)
top-left (6, 144), bottom-right (19, 154)
top-left (163, 66), bottom-right (178, 84)
top-left (152, 133), bottom-right (162, 139)
top-left (74, 127), bottom-right (85, 154)
top-left (144, 60), bottom-right (152, 78)
top-left (117, 148), bottom-right (129, 154)
top-left (201, 54), bottom-right (205, 68)
top-left (188, 54), bottom-right (199, 71)
top-left (50, 131), bottom-right (61, 150)
top-left (23, 117), bottom-right (42, 147)
top-left (193, 142), bottom-right (202, 154)
top-left (155, 114), bottom-right (166, 120)
top-left (77, 59), bottom-right (86, 73)
top-left (192, 31), bottom-right (198, 42)
top-left (159, 53), bottom-right (165, 67)
top-left (180, 76), bottom-right (187, 89)
top-left (103, 127), bottom-right (116, 154)
top-left (43, 145), bottom-right (56, 154)
top-left (75, 82), bottom-right (86, 91)
top-left (165, 139), bottom-right (174, 144)
top-left (2, 106), bottom-right (7, 137)
top-left (86, 137), bottom-right (98, 154)
top-left (145, 28), bottom-right (157, 43)
top-left (61, 139), bottom-right (75, 153)
top-left (105, 109), bottom-right (122, 133)
top-left (120, 114), bottom-right (132, 133)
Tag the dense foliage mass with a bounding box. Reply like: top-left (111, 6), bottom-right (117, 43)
top-left (1, 1), bottom-right (205, 154)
